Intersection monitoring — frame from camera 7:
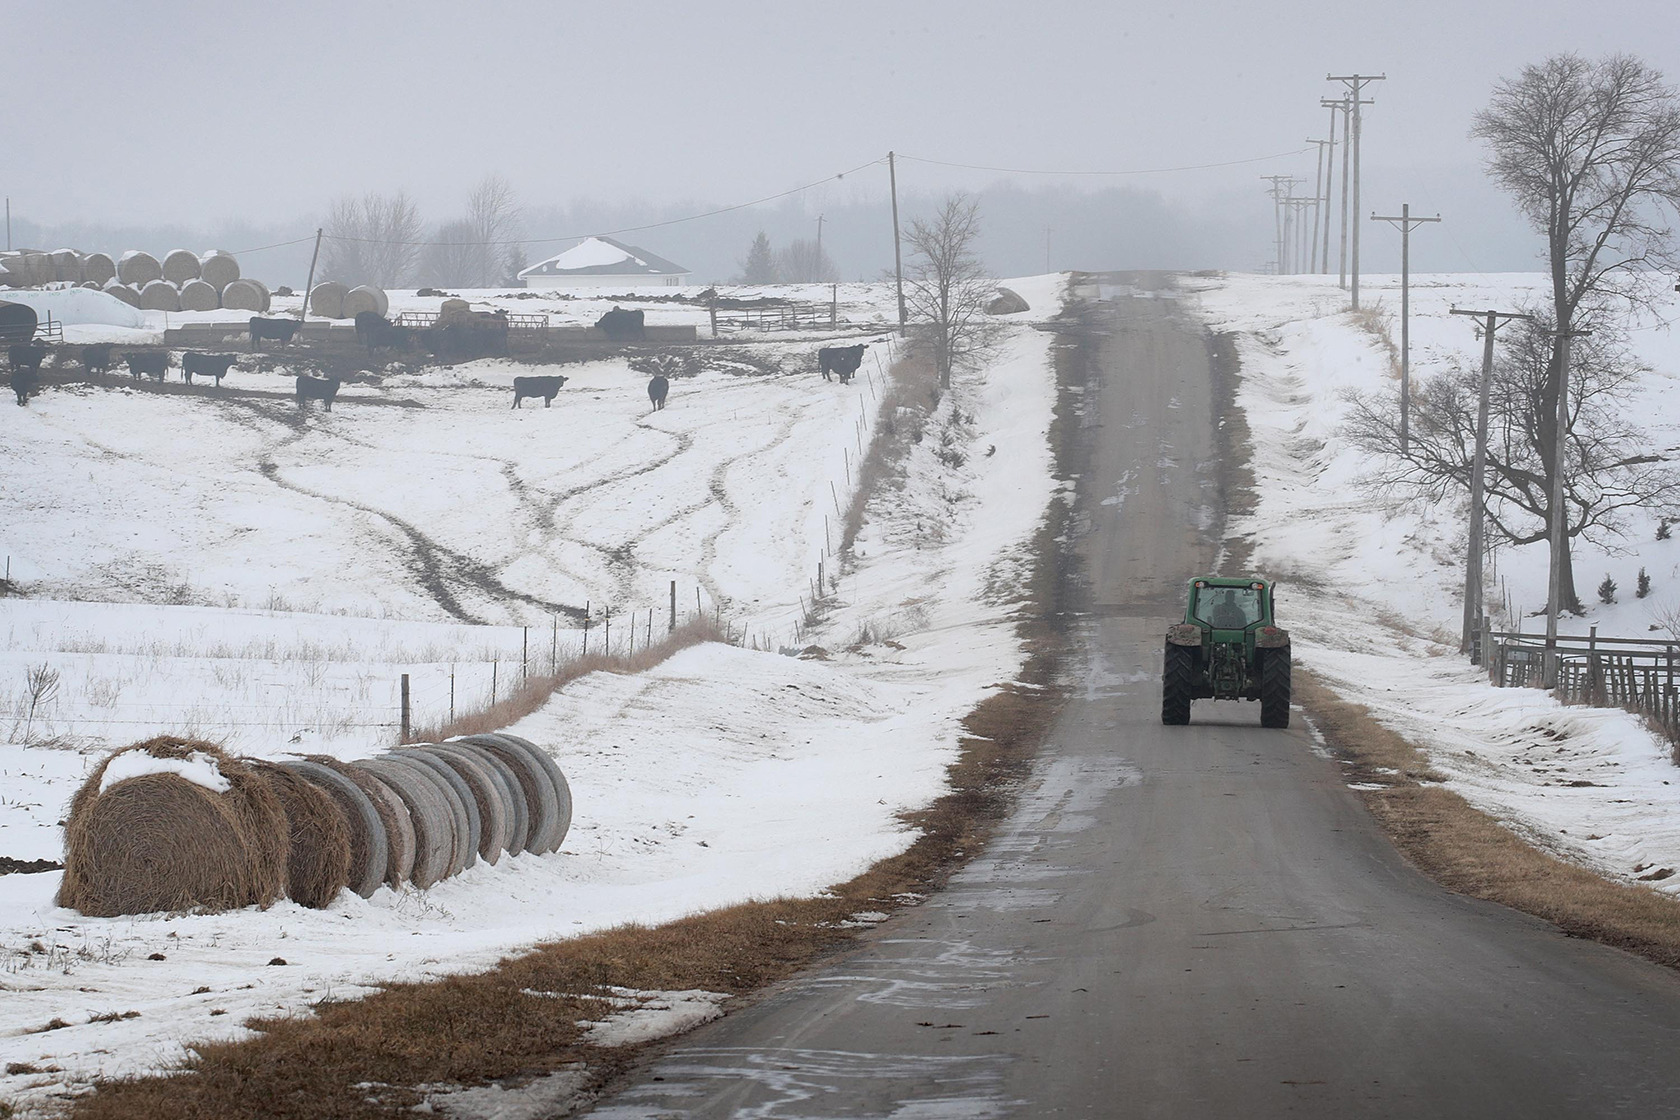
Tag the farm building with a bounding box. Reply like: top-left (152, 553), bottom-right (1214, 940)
top-left (518, 236), bottom-right (691, 289)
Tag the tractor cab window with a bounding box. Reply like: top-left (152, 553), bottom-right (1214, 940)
top-left (1195, 587), bottom-right (1262, 630)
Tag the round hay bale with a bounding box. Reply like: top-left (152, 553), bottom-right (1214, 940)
top-left (284, 759), bottom-right (387, 897)
top-left (220, 278), bottom-right (266, 312)
top-left (23, 253), bottom-right (52, 286)
top-left (309, 281), bottom-right (348, 319)
top-left (354, 758), bottom-right (454, 888)
top-left (341, 285), bottom-right (388, 319)
top-left (199, 250), bottom-right (240, 290)
top-left (312, 756), bottom-right (413, 888)
top-left (444, 741), bottom-right (528, 856)
top-left (453, 735), bottom-right (563, 855)
top-left (57, 737), bottom-right (287, 917)
top-left (391, 749), bottom-right (477, 875)
top-left (138, 279), bottom-right (182, 312)
top-left (51, 249), bottom-right (82, 283)
top-left (419, 745), bottom-right (508, 865)
top-left (162, 249), bottom-right (201, 284)
top-left (475, 733), bottom-right (571, 852)
top-left (179, 278), bottom-right (219, 311)
top-left (81, 252), bottom-right (117, 286)
top-left (249, 761), bottom-right (351, 909)
top-left (117, 250), bottom-right (162, 286)
top-left (102, 280), bottom-right (141, 307)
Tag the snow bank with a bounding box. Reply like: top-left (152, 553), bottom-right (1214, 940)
top-left (0, 286), bottom-right (147, 328)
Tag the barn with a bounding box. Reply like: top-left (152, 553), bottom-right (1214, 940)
top-left (518, 236), bottom-right (691, 290)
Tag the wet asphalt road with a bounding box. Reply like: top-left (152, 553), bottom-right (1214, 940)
top-left (582, 277), bottom-right (1680, 1118)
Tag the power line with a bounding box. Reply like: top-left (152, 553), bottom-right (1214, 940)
top-left (896, 147), bottom-right (1316, 177)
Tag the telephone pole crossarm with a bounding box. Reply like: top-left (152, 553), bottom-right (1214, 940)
top-left (1368, 205), bottom-right (1441, 455)
top-left (1327, 74), bottom-right (1385, 308)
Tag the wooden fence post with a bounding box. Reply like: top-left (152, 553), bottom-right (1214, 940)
top-left (400, 673), bottom-right (411, 742)
top-left (522, 626), bottom-right (529, 684)
top-left (670, 580), bottom-right (676, 633)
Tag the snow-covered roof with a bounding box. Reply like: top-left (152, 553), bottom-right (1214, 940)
top-left (518, 235), bottom-right (689, 279)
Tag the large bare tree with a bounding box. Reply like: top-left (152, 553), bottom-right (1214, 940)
top-left (775, 238), bottom-right (837, 283)
top-left (466, 173), bottom-right (523, 287)
top-left (321, 191), bottom-right (423, 288)
top-left (903, 193), bottom-right (992, 389)
top-left (1472, 53), bottom-right (1680, 606)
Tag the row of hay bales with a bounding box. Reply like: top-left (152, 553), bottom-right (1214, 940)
top-left (101, 276), bottom-right (272, 313)
top-left (57, 733), bottom-right (572, 917)
top-left (0, 248), bottom-right (273, 313)
top-left (308, 280), bottom-right (389, 320)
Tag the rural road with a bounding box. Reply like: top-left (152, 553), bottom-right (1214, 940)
top-left (584, 276), bottom-right (1680, 1118)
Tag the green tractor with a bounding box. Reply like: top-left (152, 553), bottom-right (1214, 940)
top-left (1161, 576), bottom-right (1291, 728)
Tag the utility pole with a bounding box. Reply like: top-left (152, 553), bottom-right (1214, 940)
top-left (1449, 308), bottom-right (1531, 655)
top-left (1307, 138), bottom-right (1331, 276)
top-left (300, 227), bottom-right (324, 322)
top-left (815, 213), bottom-right (824, 270)
top-left (4, 198), bottom-right (9, 252)
top-left (1261, 176), bottom-right (1298, 277)
top-left (888, 151), bottom-right (906, 335)
top-left (1370, 204), bottom-right (1440, 453)
top-left (1318, 99), bottom-right (1343, 273)
top-left (1328, 74), bottom-right (1385, 308)
top-left (1045, 226), bottom-right (1052, 274)
top-left (1542, 326), bottom-right (1593, 690)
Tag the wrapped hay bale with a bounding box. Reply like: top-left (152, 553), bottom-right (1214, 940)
top-left (424, 744), bottom-right (512, 863)
top-left (139, 279), bottom-right (182, 312)
top-left (354, 757), bottom-right (455, 888)
top-left (178, 278), bottom-right (219, 311)
top-left (81, 252), bottom-right (117, 287)
top-left (986, 287), bottom-right (1030, 315)
top-left (220, 278), bottom-right (267, 312)
top-left (454, 734), bottom-right (568, 854)
top-left (442, 741), bottom-right (528, 856)
top-left (117, 250), bottom-right (162, 286)
top-left (249, 761), bottom-right (351, 908)
top-left (308, 281), bottom-right (348, 319)
top-left (284, 759), bottom-right (387, 898)
top-left (341, 285), bottom-right (388, 319)
top-left (102, 280), bottom-right (141, 307)
top-left (57, 737), bottom-right (286, 917)
top-left (310, 756), bottom-right (413, 888)
top-left (51, 249), bottom-right (82, 283)
top-left (162, 248), bottom-right (202, 284)
top-left (199, 250), bottom-right (240, 290)
top-left (394, 749), bottom-right (480, 874)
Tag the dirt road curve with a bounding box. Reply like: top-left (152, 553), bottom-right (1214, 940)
top-left (583, 276), bottom-right (1680, 1118)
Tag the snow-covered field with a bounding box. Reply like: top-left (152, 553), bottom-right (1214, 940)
top-left (1187, 272), bottom-right (1680, 895)
top-left (0, 276), bottom-right (1067, 1115)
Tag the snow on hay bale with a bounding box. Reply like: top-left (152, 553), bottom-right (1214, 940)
top-left (138, 279), bottom-right (182, 312)
top-left (311, 756), bottom-right (414, 888)
top-left (199, 250), bottom-right (240, 290)
top-left (57, 737), bottom-right (287, 917)
top-left (308, 281), bottom-right (348, 319)
top-left (284, 759), bottom-right (387, 897)
top-left (249, 761), bottom-right (351, 908)
top-left (161, 249), bottom-right (201, 284)
top-left (179, 278), bottom-right (219, 311)
top-left (220, 278), bottom-right (268, 312)
top-left (392, 749), bottom-right (478, 875)
top-left (102, 280), bottom-right (141, 307)
top-left (454, 734), bottom-right (569, 854)
top-left (341, 285), bottom-right (388, 319)
top-left (51, 249), bottom-right (82, 283)
top-left (81, 252), bottom-right (117, 287)
top-left (424, 744), bottom-right (512, 863)
top-left (117, 250), bottom-right (162, 286)
top-left (353, 757), bottom-right (455, 889)
top-left (443, 740), bottom-right (528, 856)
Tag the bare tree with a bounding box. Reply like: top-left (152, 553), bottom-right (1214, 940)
top-left (466, 174), bottom-right (522, 288)
top-left (1346, 314), bottom-right (1680, 612)
top-left (321, 191), bottom-right (423, 288)
top-left (419, 220), bottom-right (481, 288)
top-left (1472, 53), bottom-right (1680, 606)
top-left (775, 238), bottom-right (837, 283)
top-left (902, 194), bottom-right (993, 389)
top-left (737, 231), bottom-right (777, 284)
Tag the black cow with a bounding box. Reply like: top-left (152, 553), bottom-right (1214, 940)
top-left (648, 375), bottom-right (669, 411)
top-left (9, 343), bottom-right (46, 373)
top-left (295, 374), bottom-right (342, 412)
top-left (596, 307), bottom-right (645, 342)
top-left (10, 365), bottom-right (38, 406)
top-left (250, 317), bottom-right (300, 349)
top-left (355, 311), bottom-right (412, 356)
top-left (818, 344), bottom-right (866, 384)
top-left (183, 352), bottom-right (237, 386)
top-left (125, 351), bottom-right (170, 381)
top-left (82, 344), bottom-right (113, 375)
top-left (512, 374), bottom-right (567, 409)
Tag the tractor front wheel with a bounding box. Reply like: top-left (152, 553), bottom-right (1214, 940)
top-left (1260, 648), bottom-right (1291, 728)
top-left (1162, 643), bottom-right (1194, 725)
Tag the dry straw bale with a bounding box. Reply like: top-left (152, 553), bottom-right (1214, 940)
top-left (355, 757), bottom-right (455, 888)
top-left (341, 285), bottom-right (388, 319)
top-left (446, 741), bottom-right (529, 856)
top-left (393, 749), bottom-right (478, 875)
top-left (284, 759), bottom-right (387, 897)
top-left (418, 745), bottom-right (509, 865)
top-left (23, 253), bottom-right (52, 285)
top-left (312, 756), bottom-right (413, 888)
top-left (220, 278), bottom-right (267, 312)
top-left (117, 251), bottom-right (162, 286)
top-left (81, 252), bottom-right (117, 286)
top-left (57, 737), bottom-right (286, 917)
top-left (308, 281), bottom-right (348, 319)
top-left (139, 279), bottom-right (182, 312)
top-left (102, 280), bottom-right (141, 307)
top-left (249, 761), bottom-right (351, 908)
top-left (178, 278), bottom-right (219, 312)
top-left (198, 250), bottom-right (240, 290)
top-left (162, 249), bottom-right (201, 284)
top-left (454, 734), bottom-right (566, 854)
top-left (51, 249), bottom-right (81, 283)
top-left (483, 733), bottom-right (570, 850)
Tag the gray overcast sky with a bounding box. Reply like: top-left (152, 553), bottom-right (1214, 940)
top-left (8, 0), bottom-right (1680, 273)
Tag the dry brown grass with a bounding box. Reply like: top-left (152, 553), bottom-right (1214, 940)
top-left (1299, 670), bottom-right (1680, 969)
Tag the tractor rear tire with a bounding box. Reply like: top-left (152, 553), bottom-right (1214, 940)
top-left (1260, 648), bottom-right (1291, 728)
top-left (1162, 643), bottom-right (1194, 725)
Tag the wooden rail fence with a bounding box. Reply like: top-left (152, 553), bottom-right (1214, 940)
top-left (1479, 621), bottom-right (1679, 738)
